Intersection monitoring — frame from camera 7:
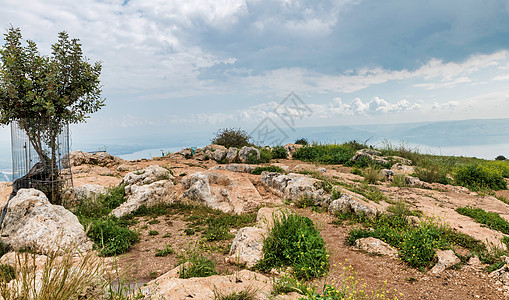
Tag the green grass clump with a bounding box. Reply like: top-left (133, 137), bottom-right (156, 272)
top-left (255, 212), bottom-right (329, 280)
top-left (149, 230), bottom-right (159, 236)
top-left (456, 206), bottom-right (509, 234)
top-left (0, 264), bottom-right (15, 283)
top-left (292, 143), bottom-right (359, 165)
top-left (346, 183), bottom-right (386, 203)
top-left (72, 185), bottom-right (139, 257)
top-left (363, 166), bottom-right (382, 184)
top-left (86, 217), bottom-right (139, 256)
top-left (454, 164), bottom-right (507, 191)
top-left (347, 205), bottom-right (486, 270)
top-left (155, 244), bottom-right (175, 257)
top-left (178, 247), bottom-right (217, 279)
top-left (414, 164), bottom-right (451, 185)
top-left (271, 146), bottom-right (288, 159)
top-left (251, 166), bottom-right (285, 175)
top-left (295, 138), bottom-right (309, 145)
top-left (214, 287), bottom-right (257, 300)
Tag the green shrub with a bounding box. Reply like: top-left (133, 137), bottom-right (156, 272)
top-left (155, 244), bottom-right (175, 257)
top-left (149, 230), bottom-right (159, 236)
top-left (454, 164), bottom-right (507, 190)
top-left (391, 174), bottom-right (408, 187)
top-left (363, 167), bottom-right (381, 184)
top-left (496, 155), bottom-right (507, 161)
top-left (456, 206), bottom-right (509, 234)
top-left (258, 147), bottom-right (272, 163)
top-left (211, 128), bottom-right (252, 148)
top-left (255, 212), bottom-right (329, 280)
top-left (86, 218), bottom-right (139, 256)
top-left (251, 166), bottom-right (285, 175)
top-left (350, 167), bottom-right (363, 176)
top-left (178, 247), bottom-right (217, 279)
top-left (72, 184), bottom-right (126, 219)
top-left (292, 144), bottom-right (356, 165)
top-left (294, 195), bottom-right (315, 208)
top-left (0, 264), bottom-right (15, 283)
top-left (414, 165), bottom-right (450, 185)
top-left (271, 146), bottom-right (289, 159)
top-left (295, 138), bottom-right (308, 145)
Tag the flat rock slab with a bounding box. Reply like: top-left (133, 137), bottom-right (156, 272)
top-left (354, 237), bottom-right (398, 257)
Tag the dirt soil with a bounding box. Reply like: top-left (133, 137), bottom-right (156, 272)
top-left (4, 153), bottom-right (509, 299)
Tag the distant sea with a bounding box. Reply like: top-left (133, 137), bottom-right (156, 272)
top-left (0, 118), bottom-right (508, 182)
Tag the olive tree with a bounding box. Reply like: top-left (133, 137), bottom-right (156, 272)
top-left (0, 27), bottom-right (104, 165)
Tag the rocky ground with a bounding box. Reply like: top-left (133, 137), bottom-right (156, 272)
top-left (1, 146), bottom-right (509, 299)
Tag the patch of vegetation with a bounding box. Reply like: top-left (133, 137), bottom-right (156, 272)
top-left (292, 143), bottom-right (359, 165)
top-left (454, 164), bottom-right (507, 191)
top-left (271, 146), bottom-right (289, 159)
top-left (251, 166), bottom-right (285, 175)
top-left (148, 219), bottom-right (160, 224)
top-left (363, 166), bottom-right (382, 184)
top-left (295, 138), bottom-right (309, 145)
top-left (350, 167), bottom-right (363, 176)
top-left (211, 128), bottom-right (252, 148)
top-left (148, 230), bottom-right (159, 236)
top-left (214, 287), bottom-right (257, 300)
top-left (178, 246), bottom-right (217, 279)
top-left (0, 264), bottom-right (15, 283)
top-left (255, 212), bottom-right (329, 280)
top-left (86, 218), bottom-right (140, 256)
top-left (294, 195), bottom-right (315, 209)
top-left (414, 163), bottom-right (451, 185)
top-left (184, 228), bottom-right (196, 235)
top-left (346, 183), bottom-right (387, 203)
top-left (391, 174), bottom-right (408, 187)
top-left (347, 205), bottom-right (486, 270)
top-left (72, 185), bottom-right (139, 257)
top-left (456, 206), bottom-right (509, 235)
top-left (496, 155), bottom-right (507, 161)
top-left (155, 244), bottom-right (175, 257)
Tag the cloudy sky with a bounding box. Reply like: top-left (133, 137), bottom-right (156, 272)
top-left (2, 0), bottom-right (509, 147)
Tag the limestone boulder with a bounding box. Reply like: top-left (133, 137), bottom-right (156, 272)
top-left (182, 171), bottom-right (264, 213)
top-left (431, 250), bottom-right (460, 274)
top-left (391, 163), bottom-right (415, 175)
top-left (64, 150), bottom-right (124, 167)
top-left (226, 147), bottom-right (238, 163)
top-left (210, 164), bottom-right (257, 173)
top-left (63, 184), bottom-right (107, 206)
top-left (140, 268), bottom-right (272, 300)
top-left (283, 143), bottom-right (302, 158)
top-left (0, 189), bottom-right (93, 254)
top-left (225, 227), bottom-right (265, 268)
top-left (238, 146), bottom-right (260, 163)
top-left (351, 149), bottom-right (389, 165)
top-left (227, 207), bottom-right (285, 267)
top-left (111, 180), bottom-right (175, 218)
top-left (261, 172), bottom-right (330, 206)
top-left (354, 237), bottom-right (398, 257)
top-left (328, 194), bottom-right (384, 218)
top-left (121, 165), bottom-right (173, 188)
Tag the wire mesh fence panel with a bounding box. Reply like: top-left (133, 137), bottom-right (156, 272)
top-left (11, 120), bottom-right (73, 204)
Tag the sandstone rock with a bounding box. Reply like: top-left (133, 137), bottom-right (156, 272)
top-left (381, 169), bottom-right (394, 180)
top-left (261, 172), bottom-right (330, 206)
top-left (238, 146), bottom-right (260, 163)
top-left (352, 149), bottom-right (389, 165)
top-left (226, 147), bottom-right (238, 163)
top-left (210, 164), bottom-right (257, 173)
top-left (0, 189), bottom-right (93, 254)
top-left (111, 180), bottom-right (175, 218)
top-left (175, 148), bottom-right (194, 158)
top-left (226, 227), bottom-right (265, 268)
top-left (468, 255), bottom-right (481, 266)
top-left (227, 207), bottom-right (285, 267)
top-left (64, 150), bottom-right (124, 167)
top-left (256, 207), bottom-right (285, 231)
top-left (205, 145), bottom-right (228, 162)
top-left (117, 164), bottom-right (140, 172)
top-left (284, 143), bottom-right (302, 157)
top-left (63, 184), bottom-right (107, 206)
top-left (317, 167), bottom-right (327, 173)
top-left (182, 171), bottom-right (264, 213)
top-left (328, 194), bottom-right (383, 218)
top-left (121, 165), bottom-right (174, 188)
top-left (354, 237), bottom-right (398, 257)
top-left (391, 163), bottom-right (415, 175)
top-left (431, 250), bottom-right (460, 274)
top-left (140, 269), bottom-right (272, 300)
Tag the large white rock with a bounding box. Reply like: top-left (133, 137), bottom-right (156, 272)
top-left (182, 171), bottom-right (264, 213)
top-left (261, 172), bottom-right (330, 206)
top-left (210, 164), bottom-right (257, 173)
top-left (226, 148), bottom-right (238, 163)
top-left (0, 189), bottom-right (93, 254)
top-left (354, 237), bottom-right (398, 257)
top-left (431, 250), bottom-right (460, 274)
top-left (121, 165), bottom-right (174, 188)
top-left (140, 268), bottom-right (272, 300)
top-left (63, 184), bottom-right (107, 206)
top-left (110, 180), bottom-right (175, 218)
top-left (63, 150), bottom-right (124, 167)
top-left (238, 146), bottom-right (260, 163)
top-left (226, 227), bottom-right (265, 268)
top-left (227, 207), bottom-right (284, 268)
top-left (328, 194), bottom-right (384, 218)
